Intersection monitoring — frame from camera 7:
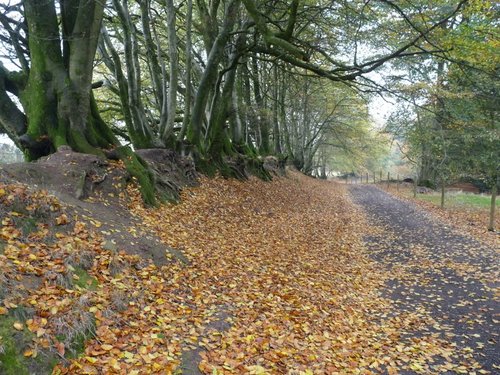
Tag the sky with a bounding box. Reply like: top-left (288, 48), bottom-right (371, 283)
top-left (369, 95), bottom-right (395, 129)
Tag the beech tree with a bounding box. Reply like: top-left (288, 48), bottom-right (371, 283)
top-left (1, 0), bottom-right (109, 157)
top-left (0, 0), bottom-right (477, 200)
top-left (0, 0), bottom-right (156, 203)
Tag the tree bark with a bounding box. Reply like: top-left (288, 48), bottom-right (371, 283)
top-left (251, 56), bottom-right (270, 154)
top-left (488, 178), bottom-right (497, 231)
top-left (0, 66), bottom-right (26, 149)
top-left (140, 0), bottom-right (164, 111)
top-left (160, 0), bottom-right (179, 145)
top-left (440, 178), bottom-right (445, 209)
top-left (189, 0), bottom-right (240, 148)
top-left (112, 0), bottom-right (158, 149)
top-left (272, 65), bottom-right (282, 154)
top-left (179, 0), bottom-right (193, 142)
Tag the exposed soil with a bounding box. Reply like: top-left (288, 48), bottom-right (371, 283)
top-left (446, 182), bottom-right (481, 194)
top-left (0, 148), bottom-right (198, 267)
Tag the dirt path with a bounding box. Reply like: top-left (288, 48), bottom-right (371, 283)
top-left (349, 185), bottom-right (499, 374)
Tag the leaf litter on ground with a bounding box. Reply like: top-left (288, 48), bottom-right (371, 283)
top-left (0, 170), bottom-right (496, 374)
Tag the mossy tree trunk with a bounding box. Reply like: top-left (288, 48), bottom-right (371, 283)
top-left (188, 0), bottom-right (240, 150)
top-left (206, 24), bottom-right (248, 160)
top-left (20, 0), bottom-right (111, 158)
top-left (0, 0), bottom-right (155, 205)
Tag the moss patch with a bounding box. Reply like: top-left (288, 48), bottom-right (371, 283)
top-left (195, 157), bottom-right (218, 177)
top-left (0, 316), bottom-right (31, 375)
top-left (19, 217), bottom-right (38, 237)
top-left (115, 146), bottom-right (156, 206)
top-left (246, 157), bottom-right (272, 181)
top-left (72, 267), bottom-right (98, 290)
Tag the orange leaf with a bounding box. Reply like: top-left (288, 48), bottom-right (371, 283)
top-left (55, 214), bottom-right (69, 225)
top-left (56, 342), bottom-right (65, 356)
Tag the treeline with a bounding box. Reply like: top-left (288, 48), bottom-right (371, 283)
top-left (384, 0), bottom-right (498, 229)
top-left (0, 0), bottom-right (490, 203)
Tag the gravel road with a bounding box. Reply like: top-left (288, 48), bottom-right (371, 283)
top-left (349, 185), bottom-right (499, 374)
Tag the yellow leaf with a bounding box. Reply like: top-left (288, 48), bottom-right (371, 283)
top-left (101, 344), bottom-right (114, 351)
top-left (36, 328), bottom-right (46, 337)
top-left (123, 351), bottom-right (134, 360)
top-left (91, 220), bottom-right (102, 228)
top-left (246, 365), bottom-right (270, 375)
top-left (109, 357), bottom-right (121, 370)
top-left (13, 322), bottom-right (24, 331)
top-left (0, 307), bottom-right (7, 315)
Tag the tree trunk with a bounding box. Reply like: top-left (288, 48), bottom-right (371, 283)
top-left (230, 78), bottom-right (243, 146)
top-left (189, 0), bottom-right (240, 149)
top-left (0, 66), bottom-right (26, 149)
top-left (179, 0), bottom-right (193, 142)
top-left (12, 0), bottom-right (157, 205)
top-left (440, 178), bottom-right (445, 208)
top-left (140, 0), bottom-right (164, 111)
top-left (112, 0), bottom-right (159, 149)
top-left (413, 174), bottom-right (418, 198)
top-left (22, 0), bottom-right (110, 159)
top-left (100, 29), bottom-right (136, 145)
top-left (160, 0), bottom-right (179, 145)
top-left (488, 178), bottom-right (497, 231)
top-left (272, 65), bottom-right (282, 154)
top-left (251, 56), bottom-right (270, 154)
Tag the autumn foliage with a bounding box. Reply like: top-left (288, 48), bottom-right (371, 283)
top-left (0, 170), bottom-right (493, 374)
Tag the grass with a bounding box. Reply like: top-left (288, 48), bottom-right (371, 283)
top-left (404, 190), bottom-right (497, 209)
top-left (0, 313), bottom-right (59, 375)
top-left (0, 316), bottom-right (30, 375)
top-left (72, 267), bottom-right (98, 290)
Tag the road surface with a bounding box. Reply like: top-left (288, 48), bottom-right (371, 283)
top-left (349, 185), bottom-right (499, 374)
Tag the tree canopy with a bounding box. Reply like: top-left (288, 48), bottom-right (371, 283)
top-left (0, 0), bottom-right (496, 200)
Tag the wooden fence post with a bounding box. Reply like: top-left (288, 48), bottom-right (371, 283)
top-left (397, 174), bottom-right (399, 192)
top-left (387, 172), bottom-right (390, 190)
